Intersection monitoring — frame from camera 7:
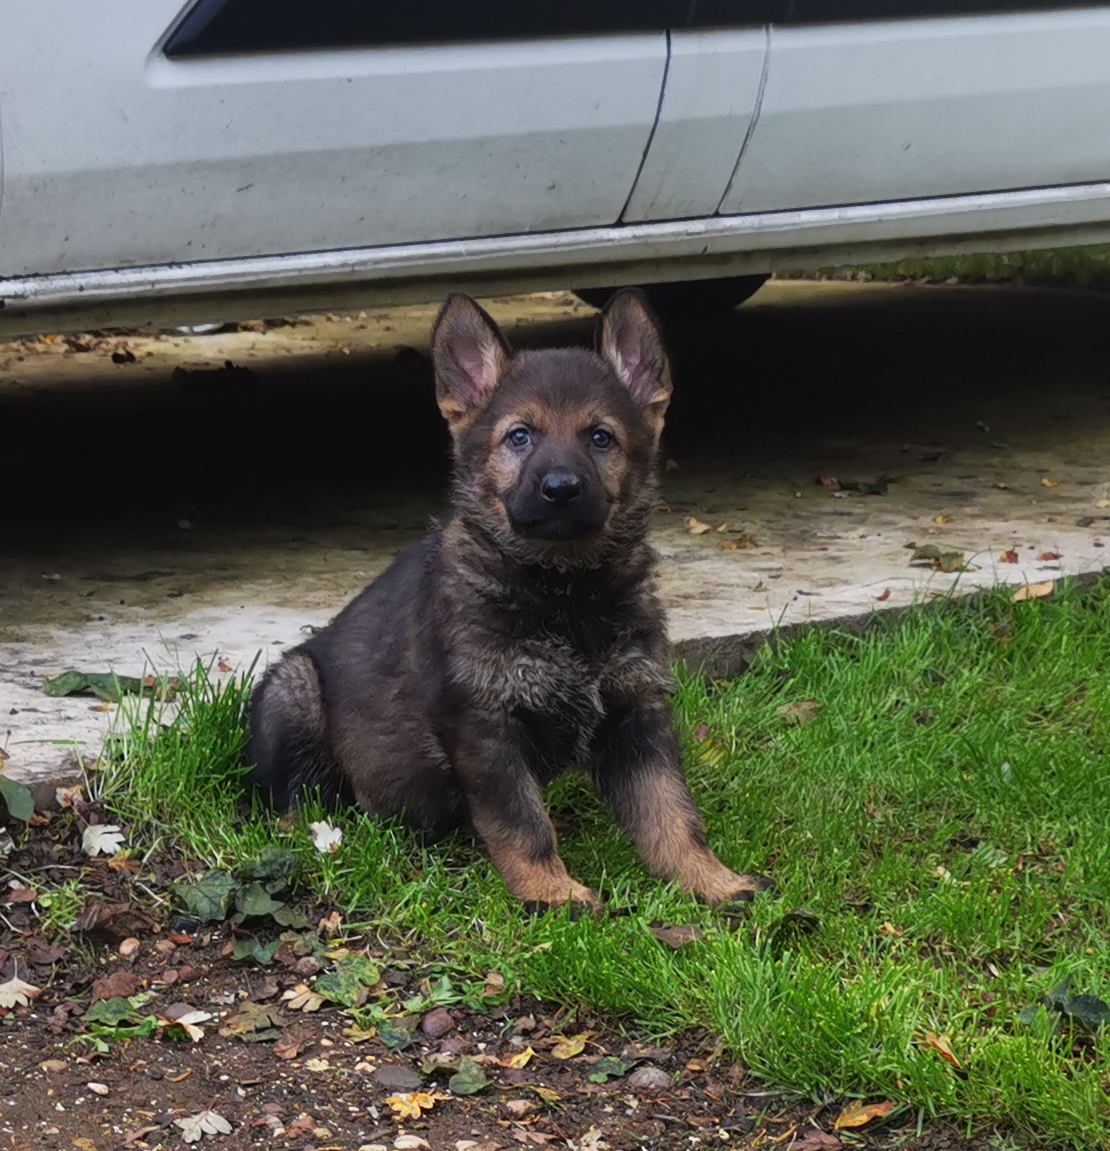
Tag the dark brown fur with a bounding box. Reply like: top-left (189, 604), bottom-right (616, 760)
top-left (246, 291), bottom-right (765, 908)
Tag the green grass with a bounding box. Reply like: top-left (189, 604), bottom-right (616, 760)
top-left (782, 244), bottom-right (1110, 290)
top-left (98, 580), bottom-right (1110, 1148)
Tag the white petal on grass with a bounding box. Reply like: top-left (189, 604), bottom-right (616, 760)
top-left (82, 824), bottom-right (126, 857)
top-left (309, 820), bottom-right (343, 854)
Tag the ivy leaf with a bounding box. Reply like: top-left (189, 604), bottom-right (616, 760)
top-left (588, 1056), bottom-right (635, 1084)
top-left (0, 774), bottom-right (35, 822)
top-left (232, 882), bottom-right (287, 925)
top-left (231, 937), bottom-right (281, 965)
top-left (378, 1020), bottom-right (416, 1050)
top-left (172, 872), bottom-right (239, 923)
top-left (316, 955), bottom-right (381, 1008)
top-left (84, 997), bottom-right (139, 1026)
top-left (235, 846), bottom-right (300, 892)
top-left (221, 1000), bottom-right (284, 1039)
top-left (448, 1056), bottom-right (490, 1096)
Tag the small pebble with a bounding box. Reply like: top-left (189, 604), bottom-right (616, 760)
top-left (626, 1064), bottom-right (672, 1091)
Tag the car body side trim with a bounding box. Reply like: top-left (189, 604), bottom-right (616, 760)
top-left (5, 182), bottom-right (1110, 317)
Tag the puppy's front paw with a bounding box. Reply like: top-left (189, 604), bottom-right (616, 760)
top-left (519, 878), bottom-right (603, 918)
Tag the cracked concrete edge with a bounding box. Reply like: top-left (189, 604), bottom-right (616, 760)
top-left (672, 564), bottom-right (1109, 679)
top-left (8, 565), bottom-right (1106, 814)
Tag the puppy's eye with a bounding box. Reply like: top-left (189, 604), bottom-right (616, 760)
top-left (506, 426), bottom-right (532, 449)
top-left (590, 428), bottom-right (614, 450)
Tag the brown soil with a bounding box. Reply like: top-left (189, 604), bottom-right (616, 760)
top-left (1, 808), bottom-right (995, 1151)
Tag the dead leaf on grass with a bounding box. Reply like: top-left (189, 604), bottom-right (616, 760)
top-left (482, 970), bottom-right (505, 997)
top-left (834, 1100), bottom-right (898, 1130)
top-left (923, 1031), bottom-right (962, 1068)
top-left (1012, 581), bottom-right (1054, 603)
top-left (649, 924), bottom-right (704, 949)
top-left (776, 699), bottom-right (821, 727)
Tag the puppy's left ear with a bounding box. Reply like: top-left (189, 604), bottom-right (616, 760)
top-left (597, 288), bottom-right (673, 432)
top-left (431, 294), bottom-right (511, 428)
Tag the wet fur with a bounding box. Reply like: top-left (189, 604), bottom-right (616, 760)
top-left (247, 291), bottom-right (764, 907)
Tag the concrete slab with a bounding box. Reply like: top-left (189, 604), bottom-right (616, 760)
top-left (4, 283), bottom-right (1109, 798)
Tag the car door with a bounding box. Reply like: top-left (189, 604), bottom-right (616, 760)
top-left (719, 1), bottom-right (1110, 215)
top-left (0, 0), bottom-right (673, 277)
top-left (622, 3), bottom-right (780, 222)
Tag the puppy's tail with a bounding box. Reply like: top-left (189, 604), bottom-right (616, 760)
top-left (245, 649), bottom-right (348, 811)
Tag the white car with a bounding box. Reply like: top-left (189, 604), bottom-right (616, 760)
top-left (3, 1), bottom-right (1110, 336)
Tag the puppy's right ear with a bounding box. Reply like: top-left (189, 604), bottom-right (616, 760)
top-left (431, 294), bottom-right (510, 427)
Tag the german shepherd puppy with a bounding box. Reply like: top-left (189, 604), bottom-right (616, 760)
top-left (247, 290), bottom-right (764, 909)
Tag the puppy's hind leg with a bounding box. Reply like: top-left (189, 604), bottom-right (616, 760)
top-left (246, 650), bottom-right (348, 812)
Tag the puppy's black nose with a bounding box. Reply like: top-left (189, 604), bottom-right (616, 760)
top-left (540, 469), bottom-right (582, 504)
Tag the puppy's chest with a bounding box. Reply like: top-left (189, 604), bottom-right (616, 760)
top-left (453, 595), bottom-right (670, 722)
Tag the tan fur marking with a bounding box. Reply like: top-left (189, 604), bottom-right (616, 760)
top-left (471, 808), bottom-right (599, 908)
top-left (627, 771), bottom-right (759, 905)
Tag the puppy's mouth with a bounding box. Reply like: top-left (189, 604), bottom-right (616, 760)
top-left (509, 514), bottom-right (603, 542)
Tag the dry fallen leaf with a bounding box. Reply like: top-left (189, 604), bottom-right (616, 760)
top-left (1041, 477), bottom-right (1060, 488)
top-left (934, 515), bottom-right (954, 524)
top-left (649, 924), bottom-right (705, 949)
top-left (875, 588), bottom-right (891, 602)
top-left (82, 824), bottom-right (126, 857)
top-left (550, 1033), bottom-right (589, 1060)
top-left (1012, 581), bottom-right (1054, 603)
top-left (0, 972), bottom-right (41, 1008)
top-left (217, 659), bottom-right (233, 673)
top-left (532, 1085), bottom-right (562, 1104)
top-left (387, 1092), bottom-right (438, 1121)
top-left (923, 1031), bottom-right (962, 1068)
top-left (777, 699), bottom-right (821, 727)
top-left (816, 476), bottom-right (839, 486)
top-left (1037, 551), bottom-right (1062, 562)
top-left (482, 971), bottom-right (505, 997)
top-left (834, 1100), bottom-right (898, 1130)
top-left (282, 983), bottom-right (325, 1012)
top-left (500, 1047), bottom-right (535, 1069)
top-left (999, 550), bottom-right (1019, 564)
top-left (174, 1109), bottom-right (233, 1143)
top-left (684, 516), bottom-right (712, 535)
top-left (394, 1136), bottom-right (432, 1151)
